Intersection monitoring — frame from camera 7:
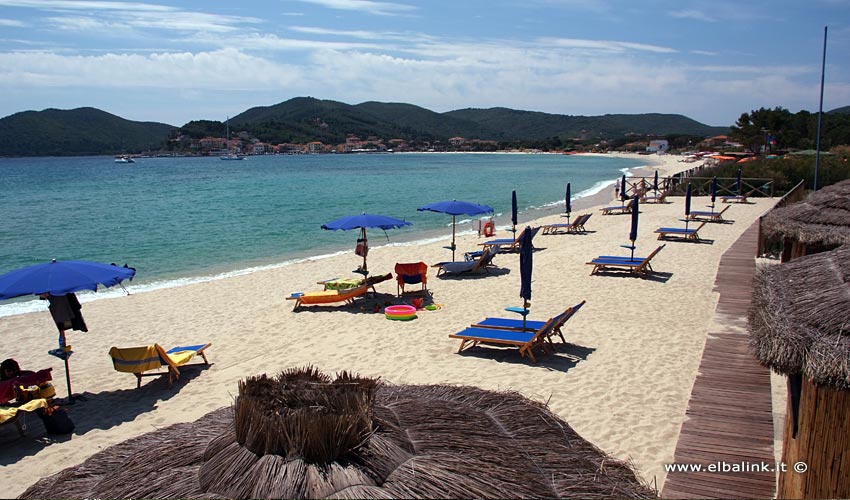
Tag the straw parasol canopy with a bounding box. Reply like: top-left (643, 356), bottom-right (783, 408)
top-left (749, 245), bottom-right (850, 390)
top-left (21, 366), bottom-right (654, 499)
top-left (760, 179), bottom-right (850, 247)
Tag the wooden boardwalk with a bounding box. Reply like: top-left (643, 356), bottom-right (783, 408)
top-left (662, 221), bottom-right (776, 499)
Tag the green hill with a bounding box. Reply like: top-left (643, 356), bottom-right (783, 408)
top-left (0, 107), bottom-right (175, 156)
top-left (829, 105), bottom-right (850, 114)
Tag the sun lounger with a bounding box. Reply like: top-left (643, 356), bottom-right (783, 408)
top-left (478, 226), bottom-right (540, 252)
top-left (721, 189), bottom-right (755, 204)
top-left (316, 273), bottom-right (392, 291)
top-left (0, 398), bottom-right (50, 437)
top-left (541, 213), bottom-right (591, 235)
top-left (287, 283), bottom-right (370, 311)
top-left (600, 198), bottom-right (634, 215)
top-left (586, 244), bottom-right (665, 275)
top-left (688, 205), bottom-right (730, 222)
top-left (642, 190), bottom-right (671, 204)
top-left (448, 316), bottom-right (557, 363)
top-left (654, 221), bottom-right (707, 241)
top-left (109, 343), bottom-right (211, 388)
top-left (432, 246), bottom-right (498, 276)
top-left (472, 300), bottom-right (585, 346)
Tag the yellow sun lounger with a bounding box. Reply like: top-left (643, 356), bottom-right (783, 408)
top-left (286, 284), bottom-right (369, 311)
top-left (109, 343), bottom-right (211, 388)
top-left (0, 398), bottom-right (49, 436)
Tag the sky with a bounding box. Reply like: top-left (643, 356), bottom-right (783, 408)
top-left (0, 1), bottom-right (848, 128)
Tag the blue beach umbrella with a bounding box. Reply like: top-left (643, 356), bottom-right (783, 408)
top-left (710, 176), bottom-right (718, 211)
top-left (629, 195), bottom-right (640, 259)
top-left (418, 200), bottom-right (494, 261)
top-left (0, 259), bottom-right (136, 400)
top-left (620, 175), bottom-right (629, 203)
top-left (684, 183), bottom-right (693, 230)
top-left (321, 213), bottom-right (412, 274)
top-left (511, 190), bottom-right (518, 236)
top-left (519, 226), bottom-right (533, 328)
top-left (565, 183), bottom-right (572, 223)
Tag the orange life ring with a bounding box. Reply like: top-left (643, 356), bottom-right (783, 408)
top-left (482, 221), bottom-right (495, 237)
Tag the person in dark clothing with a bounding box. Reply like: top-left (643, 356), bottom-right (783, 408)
top-left (1, 358), bottom-right (34, 381)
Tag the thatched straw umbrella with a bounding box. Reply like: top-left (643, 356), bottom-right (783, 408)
top-left (21, 366), bottom-right (654, 499)
top-left (760, 179), bottom-right (850, 260)
top-left (749, 245), bottom-right (850, 498)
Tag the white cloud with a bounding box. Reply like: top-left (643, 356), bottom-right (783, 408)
top-left (539, 37), bottom-right (677, 54)
top-left (0, 18), bottom-right (27, 26)
top-left (293, 0), bottom-right (417, 16)
top-left (669, 9), bottom-right (718, 22)
top-left (0, 48), bottom-right (303, 90)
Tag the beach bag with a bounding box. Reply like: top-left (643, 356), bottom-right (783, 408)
top-left (37, 382), bottom-right (56, 400)
top-left (14, 385), bottom-right (39, 403)
top-left (37, 407), bottom-right (75, 435)
top-left (355, 238), bottom-right (368, 257)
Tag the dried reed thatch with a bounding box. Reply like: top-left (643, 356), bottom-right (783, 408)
top-left (761, 179), bottom-right (850, 246)
top-left (21, 366), bottom-right (654, 499)
top-left (749, 245), bottom-right (850, 390)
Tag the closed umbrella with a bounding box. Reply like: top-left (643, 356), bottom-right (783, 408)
top-left (684, 183), bottom-right (693, 230)
top-left (0, 259), bottom-right (136, 400)
top-left (519, 226), bottom-right (533, 329)
top-left (620, 175), bottom-right (629, 203)
top-left (710, 176), bottom-right (718, 212)
top-left (321, 213), bottom-right (412, 275)
top-left (628, 195), bottom-right (640, 259)
top-left (565, 183), bottom-right (572, 223)
top-left (417, 200), bottom-right (494, 261)
top-left (652, 170), bottom-right (659, 196)
top-left (511, 190), bottom-right (518, 237)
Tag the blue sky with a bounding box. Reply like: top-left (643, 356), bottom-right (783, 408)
top-left (0, 0), bottom-right (848, 127)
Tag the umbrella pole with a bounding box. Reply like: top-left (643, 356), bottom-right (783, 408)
top-left (361, 228), bottom-right (368, 274)
top-left (451, 216), bottom-right (457, 261)
top-left (58, 329), bottom-right (75, 403)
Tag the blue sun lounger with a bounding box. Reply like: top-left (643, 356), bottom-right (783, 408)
top-left (654, 221), bottom-right (707, 241)
top-left (688, 205), bottom-right (730, 222)
top-left (448, 316), bottom-right (557, 363)
top-left (586, 244), bottom-right (665, 275)
top-left (472, 300), bottom-right (585, 345)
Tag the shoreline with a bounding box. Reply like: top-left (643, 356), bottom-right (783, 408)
top-left (1, 151), bottom-right (759, 496)
top-left (0, 153), bottom-right (674, 319)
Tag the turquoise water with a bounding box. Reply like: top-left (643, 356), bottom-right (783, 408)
top-left (0, 153), bottom-right (644, 315)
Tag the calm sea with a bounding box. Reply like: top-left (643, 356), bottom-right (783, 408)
top-left (0, 153), bottom-right (644, 316)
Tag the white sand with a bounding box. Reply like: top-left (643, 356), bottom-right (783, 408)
top-left (0, 153), bottom-right (777, 496)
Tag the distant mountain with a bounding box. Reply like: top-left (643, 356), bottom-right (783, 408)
top-left (0, 107), bottom-right (175, 156)
top-left (229, 97), bottom-right (727, 144)
top-left (445, 107), bottom-right (728, 139)
top-left (829, 105), bottom-right (850, 114)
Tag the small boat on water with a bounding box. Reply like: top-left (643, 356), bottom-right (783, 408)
top-left (220, 153), bottom-right (245, 161)
top-left (114, 156), bottom-right (135, 163)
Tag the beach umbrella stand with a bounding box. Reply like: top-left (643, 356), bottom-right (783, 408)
top-left (620, 195), bottom-right (640, 259)
top-left (710, 176), bottom-right (718, 213)
top-left (0, 259), bottom-right (136, 402)
top-left (321, 213), bottom-right (412, 276)
top-left (684, 183), bottom-right (693, 230)
top-left (511, 190), bottom-right (518, 237)
top-left (563, 183), bottom-right (572, 223)
top-left (417, 200), bottom-right (494, 261)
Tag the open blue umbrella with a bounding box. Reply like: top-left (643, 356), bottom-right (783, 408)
top-left (620, 175), bottom-right (629, 203)
top-left (511, 190), bottom-right (518, 236)
top-left (321, 213), bottom-right (412, 274)
top-left (519, 226), bottom-right (533, 328)
top-left (684, 183), bottom-right (693, 230)
top-left (710, 176), bottom-right (718, 212)
top-left (418, 200), bottom-right (494, 260)
top-left (0, 259), bottom-right (136, 400)
top-left (628, 195), bottom-right (640, 259)
top-left (565, 183), bottom-right (572, 223)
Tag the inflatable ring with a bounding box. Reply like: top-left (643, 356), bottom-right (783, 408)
top-left (385, 304), bottom-right (417, 321)
top-left (482, 220), bottom-right (495, 237)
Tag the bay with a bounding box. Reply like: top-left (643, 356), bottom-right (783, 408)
top-left (0, 153), bottom-right (644, 316)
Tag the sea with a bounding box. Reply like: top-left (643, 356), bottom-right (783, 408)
top-left (0, 153), bottom-right (646, 317)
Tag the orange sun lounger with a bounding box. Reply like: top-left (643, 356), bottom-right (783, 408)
top-left (287, 284), bottom-right (369, 311)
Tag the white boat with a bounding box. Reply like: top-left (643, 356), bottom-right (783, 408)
top-left (114, 156), bottom-right (135, 163)
top-left (220, 153), bottom-right (245, 161)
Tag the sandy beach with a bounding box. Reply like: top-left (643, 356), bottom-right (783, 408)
top-left (0, 153), bottom-right (777, 496)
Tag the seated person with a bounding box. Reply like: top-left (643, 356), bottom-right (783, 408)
top-left (1, 358), bottom-right (34, 381)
